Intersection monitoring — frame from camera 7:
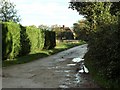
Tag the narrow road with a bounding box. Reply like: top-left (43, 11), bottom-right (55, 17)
top-left (2, 44), bottom-right (100, 88)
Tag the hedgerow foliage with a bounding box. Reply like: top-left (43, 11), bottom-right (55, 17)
top-left (84, 20), bottom-right (120, 88)
top-left (69, 2), bottom-right (120, 88)
top-left (19, 25), bottom-right (31, 56)
top-left (2, 23), bottom-right (56, 60)
top-left (44, 30), bottom-right (56, 49)
top-left (83, 5), bottom-right (120, 88)
top-left (2, 22), bottom-right (21, 60)
top-left (26, 26), bottom-right (45, 53)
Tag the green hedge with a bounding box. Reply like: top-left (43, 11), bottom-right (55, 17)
top-left (19, 25), bottom-right (31, 56)
top-left (44, 30), bottom-right (56, 49)
top-left (26, 26), bottom-right (45, 53)
top-left (2, 23), bottom-right (56, 60)
top-left (2, 22), bottom-right (21, 60)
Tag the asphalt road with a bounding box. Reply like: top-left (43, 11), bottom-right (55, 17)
top-left (2, 44), bottom-right (100, 88)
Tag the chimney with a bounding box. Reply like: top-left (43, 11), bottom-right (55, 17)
top-left (63, 25), bottom-right (65, 29)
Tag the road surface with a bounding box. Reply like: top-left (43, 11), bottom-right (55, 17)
top-left (2, 44), bottom-right (100, 88)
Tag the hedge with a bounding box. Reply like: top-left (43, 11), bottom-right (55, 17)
top-left (19, 25), bottom-right (31, 56)
top-left (44, 30), bottom-right (56, 49)
top-left (26, 26), bottom-right (56, 52)
top-left (2, 22), bottom-right (21, 60)
top-left (26, 26), bottom-right (45, 53)
top-left (2, 23), bottom-right (56, 60)
top-left (84, 20), bottom-right (120, 88)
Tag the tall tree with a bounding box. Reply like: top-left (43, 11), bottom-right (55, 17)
top-left (69, 1), bottom-right (117, 31)
top-left (0, 0), bottom-right (20, 22)
top-left (73, 20), bottom-right (90, 40)
top-left (69, 1), bottom-right (120, 88)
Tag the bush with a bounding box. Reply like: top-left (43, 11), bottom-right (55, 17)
top-left (2, 22), bottom-right (21, 60)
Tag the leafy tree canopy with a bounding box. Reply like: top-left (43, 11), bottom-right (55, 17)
top-left (69, 1), bottom-right (119, 31)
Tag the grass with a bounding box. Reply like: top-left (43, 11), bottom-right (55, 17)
top-left (3, 40), bottom-right (86, 67)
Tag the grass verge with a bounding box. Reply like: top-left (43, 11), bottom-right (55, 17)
top-left (3, 40), bottom-right (86, 67)
top-left (84, 54), bottom-right (120, 89)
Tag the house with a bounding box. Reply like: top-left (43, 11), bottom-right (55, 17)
top-left (59, 25), bottom-right (75, 40)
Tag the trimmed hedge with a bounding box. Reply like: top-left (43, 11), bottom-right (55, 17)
top-left (2, 22), bottom-right (21, 60)
top-left (2, 23), bottom-right (56, 60)
top-left (44, 30), bottom-right (56, 49)
top-left (19, 25), bottom-right (31, 56)
top-left (26, 26), bottom-right (45, 53)
top-left (25, 26), bottom-right (56, 51)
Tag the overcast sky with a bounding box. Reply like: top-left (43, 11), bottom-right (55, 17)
top-left (10, 0), bottom-right (84, 27)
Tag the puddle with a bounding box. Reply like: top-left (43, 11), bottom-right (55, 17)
top-left (57, 59), bottom-right (66, 62)
top-left (83, 65), bottom-right (89, 73)
top-left (72, 57), bottom-right (89, 73)
top-left (55, 70), bottom-right (63, 73)
top-left (59, 85), bottom-right (69, 88)
top-left (67, 64), bottom-right (76, 66)
top-left (74, 73), bottom-right (81, 83)
top-left (56, 57), bottom-right (89, 88)
top-left (78, 69), bottom-right (84, 73)
top-left (78, 65), bottom-right (89, 74)
top-left (64, 70), bottom-right (71, 73)
top-left (65, 74), bottom-right (73, 79)
top-left (72, 58), bottom-right (84, 63)
top-left (47, 66), bottom-right (60, 69)
top-left (65, 74), bottom-right (70, 77)
top-left (55, 70), bottom-right (71, 73)
top-left (64, 82), bottom-right (71, 85)
top-left (65, 78), bottom-right (70, 81)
